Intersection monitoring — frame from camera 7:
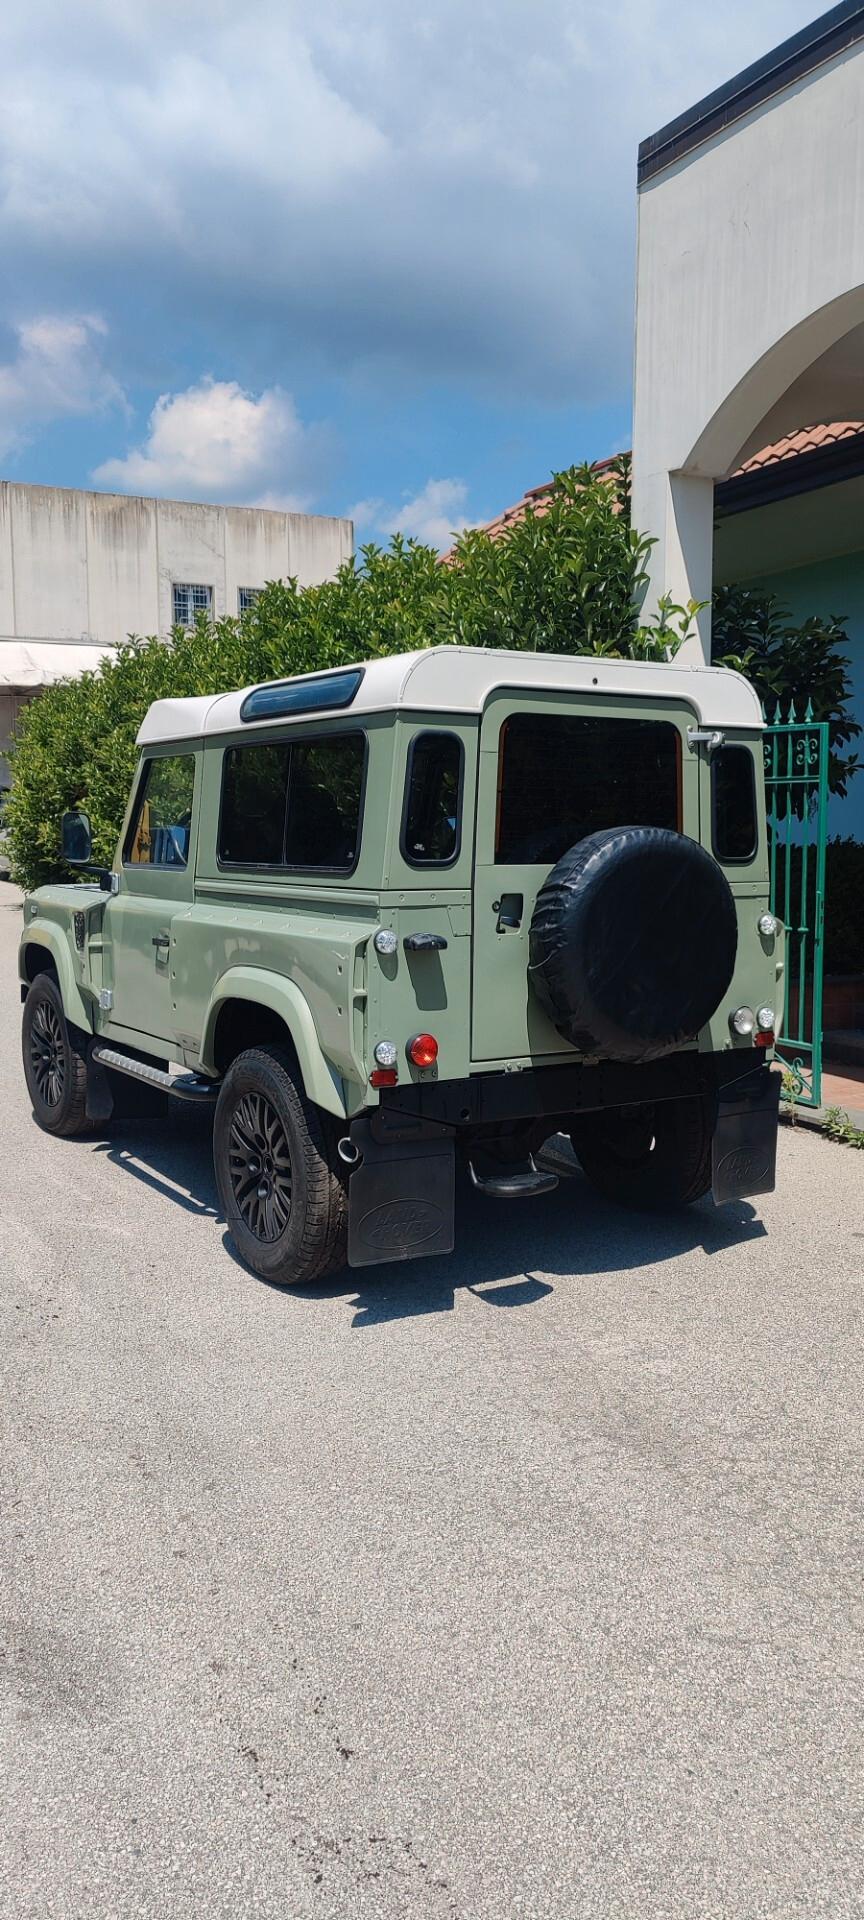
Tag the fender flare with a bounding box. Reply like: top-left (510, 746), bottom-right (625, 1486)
top-left (199, 966), bottom-right (348, 1118)
top-left (19, 925), bottom-right (93, 1034)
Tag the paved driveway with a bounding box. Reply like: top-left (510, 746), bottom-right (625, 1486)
top-left (1, 878), bottom-right (863, 1919)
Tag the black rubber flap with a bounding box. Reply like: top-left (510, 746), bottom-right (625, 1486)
top-left (528, 826), bottom-right (738, 1063)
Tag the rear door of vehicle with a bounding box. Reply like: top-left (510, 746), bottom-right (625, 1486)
top-left (470, 689), bottom-right (701, 1064)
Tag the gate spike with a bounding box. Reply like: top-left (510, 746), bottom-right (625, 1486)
top-left (788, 697), bottom-right (798, 723)
top-left (804, 698), bottom-right (814, 721)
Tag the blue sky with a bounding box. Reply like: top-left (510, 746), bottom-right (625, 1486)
top-left (0, 0), bottom-right (822, 546)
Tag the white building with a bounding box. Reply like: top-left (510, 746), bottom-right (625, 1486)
top-left (632, 0), bottom-right (864, 664)
top-left (0, 484), bottom-right (353, 784)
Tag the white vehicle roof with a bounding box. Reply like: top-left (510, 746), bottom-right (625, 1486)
top-left (136, 645), bottom-right (763, 747)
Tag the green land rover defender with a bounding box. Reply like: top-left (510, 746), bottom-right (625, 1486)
top-left (19, 647), bottom-right (783, 1282)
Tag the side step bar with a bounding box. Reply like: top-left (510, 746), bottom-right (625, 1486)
top-left (468, 1154), bottom-right (559, 1200)
top-left (91, 1044), bottom-right (219, 1105)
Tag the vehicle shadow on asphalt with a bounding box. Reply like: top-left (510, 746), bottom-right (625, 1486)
top-left (88, 1113), bottom-right (766, 1326)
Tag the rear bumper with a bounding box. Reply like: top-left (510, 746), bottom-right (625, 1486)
top-left (376, 1048), bottom-right (770, 1134)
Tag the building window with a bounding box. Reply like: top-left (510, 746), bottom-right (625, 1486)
top-left (172, 582), bottom-right (213, 627)
top-left (238, 587), bottom-right (261, 615)
top-left (495, 713), bottom-right (681, 866)
top-left (125, 754), bottom-right (196, 867)
top-left (218, 733), bottom-right (366, 872)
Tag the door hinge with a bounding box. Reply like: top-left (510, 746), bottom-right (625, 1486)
top-left (99, 988), bottom-right (113, 1011)
top-left (686, 727), bottom-right (725, 755)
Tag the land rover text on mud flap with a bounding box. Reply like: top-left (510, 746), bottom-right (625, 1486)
top-left (19, 647), bottom-right (783, 1283)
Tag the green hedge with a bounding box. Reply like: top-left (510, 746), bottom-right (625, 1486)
top-left (7, 464), bottom-right (700, 891)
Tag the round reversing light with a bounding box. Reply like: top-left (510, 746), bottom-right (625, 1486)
top-left (758, 912), bottom-right (778, 939)
top-left (756, 1006), bottom-right (775, 1032)
top-left (731, 1006), bottom-right (756, 1037)
top-left (407, 1033), bottom-right (439, 1069)
top-left (373, 1040), bottom-right (398, 1068)
top-left (374, 928), bottom-right (398, 955)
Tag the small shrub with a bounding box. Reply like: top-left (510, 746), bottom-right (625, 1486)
top-left (823, 1106), bottom-right (864, 1148)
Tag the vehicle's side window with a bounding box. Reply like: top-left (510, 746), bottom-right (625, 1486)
top-left (219, 743), bottom-right (290, 866)
top-left (495, 714), bottom-right (680, 865)
top-left (218, 732), bottom-right (365, 872)
top-left (712, 746), bottom-right (757, 863)
top-left (125, 754), bottom-right (196, 867)
top-left (401, 731), bottom-right (463, 866)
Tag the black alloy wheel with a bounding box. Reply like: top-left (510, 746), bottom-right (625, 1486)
top-left (29, 994), bottom-right (66, 1108)
top-left (21, 972), bottom-right (91, 1137)
top-left (228, 1090), bottom-right (293, 1243)
top-left (213, 1045), bottom-right (348, 1286)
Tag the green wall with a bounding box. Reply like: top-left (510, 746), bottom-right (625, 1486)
top-left (724, 550), bottom-right (864, 843)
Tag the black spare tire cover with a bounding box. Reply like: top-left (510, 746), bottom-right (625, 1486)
top-left (528, 826), bottom-right (738, 1062)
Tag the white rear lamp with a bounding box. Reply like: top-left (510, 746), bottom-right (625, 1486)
top-left (758, 913), bottom-right (778, 938)
top-left (374, 928), bottom-right (398, 956)
top-left (730, 1006), bottom-right (756, 1037)
top-left (756, 1006), bottom-right (775, 1031)
top-left (373, 1040), bottom-right (398, 1067)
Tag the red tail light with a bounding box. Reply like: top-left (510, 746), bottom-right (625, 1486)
top-left (407, 1032), bottom-right (438, 1069)
top-left (754, 1030), bottom-right (774, 1049)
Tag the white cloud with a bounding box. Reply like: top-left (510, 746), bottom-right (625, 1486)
top-left (0, 313), bottom-right (123, 458)
top-left (0, 2), bottom-right (823, 405)
top-left (93, 377), bottom-right (329, 505)
top-left (374, 478), bottom-right (473, 551)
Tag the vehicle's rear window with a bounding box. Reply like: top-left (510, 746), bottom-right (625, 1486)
top-left (219, 732), bottom-right (365, 871)
top-left (401, 731), bottom-right (463, 866)
top-left (712, 745), bottom-right (757, 863)
top-left (495, 713), bottom-right (681, 865)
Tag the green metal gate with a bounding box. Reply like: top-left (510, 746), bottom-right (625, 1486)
top-left (764, 703), bottom-right (829, 1108)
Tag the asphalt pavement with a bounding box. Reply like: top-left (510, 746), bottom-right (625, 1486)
top-left (1, 879), bottom-right (863, 1919)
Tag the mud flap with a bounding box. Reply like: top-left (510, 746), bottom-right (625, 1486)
top-left (347, 1118), bottom-right (455, 1267)
top-left (712, 1066), bottom-right (781, 1204)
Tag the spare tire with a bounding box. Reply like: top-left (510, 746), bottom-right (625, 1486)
top-left (528, 826), bottom-right (737, 1063)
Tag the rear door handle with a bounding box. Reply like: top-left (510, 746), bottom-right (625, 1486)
top-left (152, 933), bottom-right (170, 950)
top-left (493, 893), bottom-right (523, 931)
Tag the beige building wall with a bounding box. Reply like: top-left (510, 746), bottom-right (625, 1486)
top-left (631, 11), bottom-right (864, 661)
top-left (0, 484), bottom-right (353, 783)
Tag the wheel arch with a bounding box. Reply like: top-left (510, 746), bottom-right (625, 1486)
top-left (200, 967), bottom-right (348, 1119)
top-left (19, 927), bottom-right (92, 1032)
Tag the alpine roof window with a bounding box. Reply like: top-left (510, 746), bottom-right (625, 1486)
top-left (240, 668), bottom-right (363, 724)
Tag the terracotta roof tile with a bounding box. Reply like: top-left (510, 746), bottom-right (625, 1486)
top-left (477, 424), bottom-right (864, 543)
top-left (735, 421), bottom-right (864, 471)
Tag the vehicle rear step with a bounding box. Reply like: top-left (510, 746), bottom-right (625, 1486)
top-left (91, 1044), bottom-right (218, 1105)
top-left (467, 1154), bottom-right (558, 1199)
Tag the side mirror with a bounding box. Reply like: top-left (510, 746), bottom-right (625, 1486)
top-left (61, 810), bottom-right (93, 866)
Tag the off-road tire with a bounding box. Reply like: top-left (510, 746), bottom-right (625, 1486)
top-left (22, 972), bottom-right (92, 1138)
top-left (213, 1045), bottom-right (347, 1286)
top-left (570, 1093), bottom-right (716, 1211)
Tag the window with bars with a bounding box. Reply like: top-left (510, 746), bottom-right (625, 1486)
top-left (238, 586), bottom-right (261, 615)
top-left (172, 582), bottom-right (213, 627)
